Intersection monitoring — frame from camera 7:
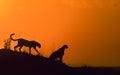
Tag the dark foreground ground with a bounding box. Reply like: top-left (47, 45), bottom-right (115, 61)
top-left (0, 49), bottom-right (119, 75)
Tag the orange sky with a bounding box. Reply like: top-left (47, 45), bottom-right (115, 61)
top-left (0, 0), bottom-right (120, 67)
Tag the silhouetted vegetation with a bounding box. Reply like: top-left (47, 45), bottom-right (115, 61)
top-left (3, 38), bottom-right (11, 49)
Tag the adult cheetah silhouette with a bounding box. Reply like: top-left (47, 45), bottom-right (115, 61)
top-left (10, 33), bottom-right (41, 55)
top-left (49, 45), bottom-right (68, 63)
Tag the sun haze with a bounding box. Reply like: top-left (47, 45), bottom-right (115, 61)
top-left (0, 0), bottom-right (120, 67)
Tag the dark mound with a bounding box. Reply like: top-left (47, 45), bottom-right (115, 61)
top-left (0, 49), bottom-right (120, 75)
top-left (0, 49), bottom-right (77, 75)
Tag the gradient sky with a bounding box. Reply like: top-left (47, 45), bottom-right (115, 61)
top-left (0, 0), bottom-right (120, 67)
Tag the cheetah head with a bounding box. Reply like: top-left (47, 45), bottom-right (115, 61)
top-left (63, 45), bottom-right (68, 49)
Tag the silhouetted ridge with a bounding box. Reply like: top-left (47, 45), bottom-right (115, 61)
top-left (0, 49), bottom-right (120, 75)
top-left (0, 49), bottom-right (76, 75)
top-left (0, 49), bottom-right (47, 64)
